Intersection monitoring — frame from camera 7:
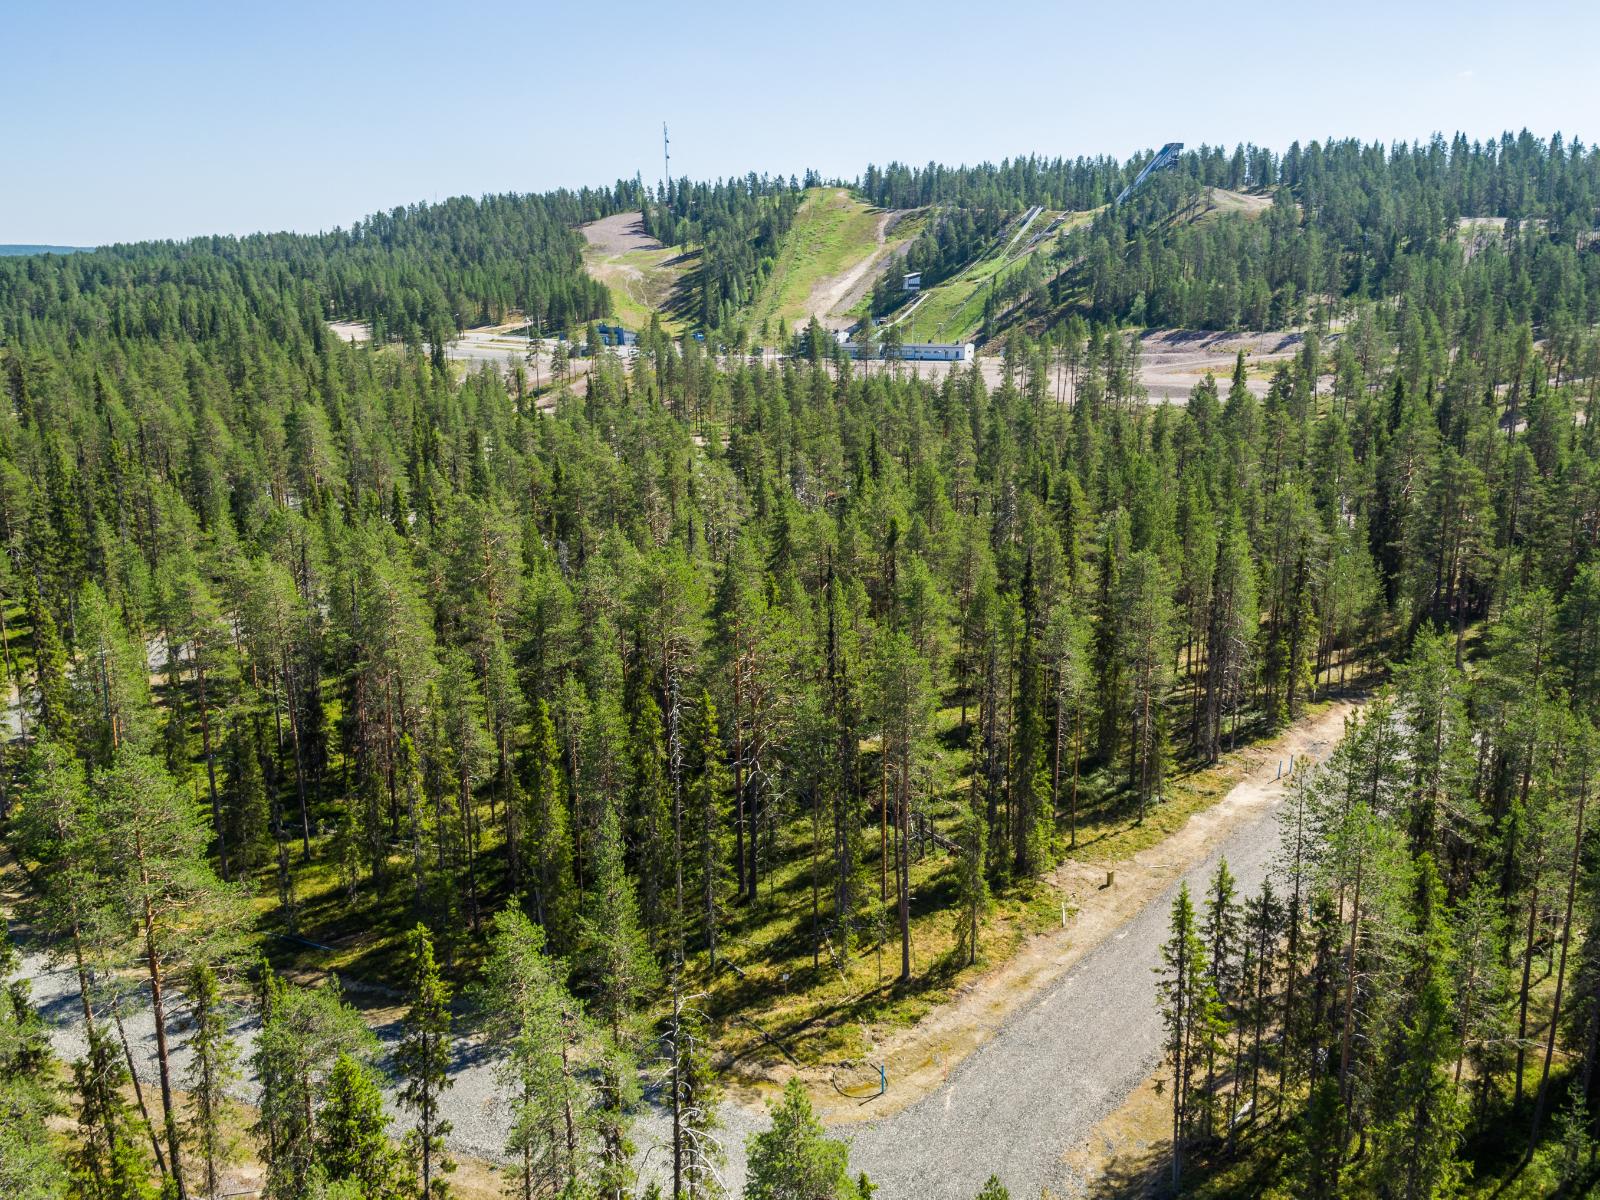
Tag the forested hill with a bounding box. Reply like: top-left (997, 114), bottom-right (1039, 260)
top-left (0, 246), bottom-right (90, 257)
top-left (0, 186), bottom-right (633, 353)
top-left (865, 132), bottom-right (1600, 340)
top-left (6, 131), bottom-right (1596, 357)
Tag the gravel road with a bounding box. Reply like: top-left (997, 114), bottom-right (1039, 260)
top-left (842, 771), bottom-right (1297, 1198)
top-left (10, 713), bottom-right (1346, 1199)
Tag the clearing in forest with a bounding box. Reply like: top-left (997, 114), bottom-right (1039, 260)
top-left (579, 211), bottom-right (694, 331)
top-left (890, 208), bottom-right (1090, 346)
top-left (1193, 185), bottom-right (1275, 220)
top-left (743, 187), bottom-right (919, 334)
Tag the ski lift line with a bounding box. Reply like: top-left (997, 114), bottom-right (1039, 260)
top-left (884, 203), bottom-right (1046, 331)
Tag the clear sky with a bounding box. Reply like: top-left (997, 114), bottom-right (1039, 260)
top-left (9, 0), bottom-right (1600, 246)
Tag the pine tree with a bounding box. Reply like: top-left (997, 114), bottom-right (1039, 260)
top-left (1158, 882), bottom-right (1219, 1190)
top-left (686, 692), bottom-right (731, 971)
top-left (1364, 855), bottom-right (1465, 1198)
top-left (662, 980), bottom-right (725, 1200)
top-left (254, 968), bottom-right (374, 1200)
top-left (1117, 549), bottom-right (1174, 820)
top-left (222, 706), bottom-right (272, 878)
top-left (952, 797), bottom-right (989, 968)
top-left (397, 924), bottom-right (455, 1200)
top-left (1200, 858), bottom-right (1240, 1140)
top-left (526, 700), bottom-right (577, 952)
top-left (1009, 556), bottom-right (1052, 875)
top-left (578, 805), bottom-right (659, 1198)
top-left (0, 930), bottom-right (68, 1200)
top-left (72, 1023), bottom-right (158, 1200)
top-left (97, 749), bottom-right (247, 1200)
top-left (629, 694), bottom-right (676, 954)
top-left (743, 1079), bottom-right (863, 1200)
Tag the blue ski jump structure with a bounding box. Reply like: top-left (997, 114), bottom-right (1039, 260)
top-left (1115, 142), bottom-right (1184, 206)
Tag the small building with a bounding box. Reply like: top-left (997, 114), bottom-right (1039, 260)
top-left (595, 323), bottom-right (637, 347)
top-left (845, 340), bottom-right (974, 363)
top-left (902, 271), bottom-right (922, 292)
top-left (900, 341), bottom-right (974, 362)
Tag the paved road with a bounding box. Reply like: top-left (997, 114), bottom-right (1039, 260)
top-left (10, 716), bottom-right (1344, 1199)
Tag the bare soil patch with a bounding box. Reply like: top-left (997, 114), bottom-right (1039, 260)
top-left (1138, 328), bottom-right (1329, 402)
top-left (1059, 1070), bottom-right (1171, 1197)
top-left (579, 210), bottom-right (665, 256)
top-left (1202, 187), bottom-right (1274, 218)
top-left (328, 319), bottom-right (371, 343)
top-left (811, 208), bottom-right (916, 329)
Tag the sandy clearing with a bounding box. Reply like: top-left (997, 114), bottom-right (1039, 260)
top-left (328, 319), bottom-right (371, 343)
top-left (579, 210), bottom-right (665, 256)
top-left (1138, 327), bottom-right (1331, 402)
top-left (578, 212), bottom-right (690, 323)
top-left (1203, 187), bottom-right (1274, 218)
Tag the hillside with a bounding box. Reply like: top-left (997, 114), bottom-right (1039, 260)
top-left (579, 210), bottom-right (694, 331)
top-left (0, 244), bottom-right (89, 255)
top-left (742, 187), bottom-right (920, 335)
top-left (889, 207), bottom-right (1093, 344)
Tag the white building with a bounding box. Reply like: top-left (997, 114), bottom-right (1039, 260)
top-left (902, 271), bottom-right (922, 292)
top-left (846, 340), bottom-right (974, 363)
top-left (900, 341), bottom-right (973, 362)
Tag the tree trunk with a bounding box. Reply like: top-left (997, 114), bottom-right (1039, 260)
top-left (135, 827), bottom-right (187, 1198)
top-left (1530, 771), bottom-right (1587, 1149)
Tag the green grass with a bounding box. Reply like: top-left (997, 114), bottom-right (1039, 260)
top-left (580, 236), bottom-right (695, 333)
top-left (743, 188), bottom-right (910, 335)
top-left (890, 209), bottom-right (1087, 345)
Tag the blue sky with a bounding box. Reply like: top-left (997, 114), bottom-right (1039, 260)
top-left (8, 0), bottom-right (1600, 245)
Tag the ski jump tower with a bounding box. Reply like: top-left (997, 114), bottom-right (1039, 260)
top-left (1115, 142), bottom-right (1184, 205)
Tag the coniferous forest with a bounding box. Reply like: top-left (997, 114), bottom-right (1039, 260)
top-left (2, 130), bottom-right (1600, 1200)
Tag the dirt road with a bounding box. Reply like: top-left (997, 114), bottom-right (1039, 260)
top-left (8, 702), bottom-right (1354, 1197)
top-left (809, 208), bottom-right (914, 330)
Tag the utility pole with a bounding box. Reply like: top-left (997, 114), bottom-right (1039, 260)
top-left (663, 122), bottom-right (670, 203)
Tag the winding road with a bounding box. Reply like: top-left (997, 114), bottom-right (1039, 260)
top-left (8, 702), bottom-right (1354, 1199)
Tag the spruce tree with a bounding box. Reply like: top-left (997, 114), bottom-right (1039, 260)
top-left (479, 908), bottom-right (590, 1199)
top-left (526, 700), bottom-right (577, 952)
top-left (183, 963), bottom-right (239, 1200)
top-left (319, 1052), bottom-right (406, 1200)
top-left (397, 924), bottom-right (455, 1200)
top-left (578, 805), bottom-right (659, 1198)
top-left (686, 692), bottom-right (731, 971)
